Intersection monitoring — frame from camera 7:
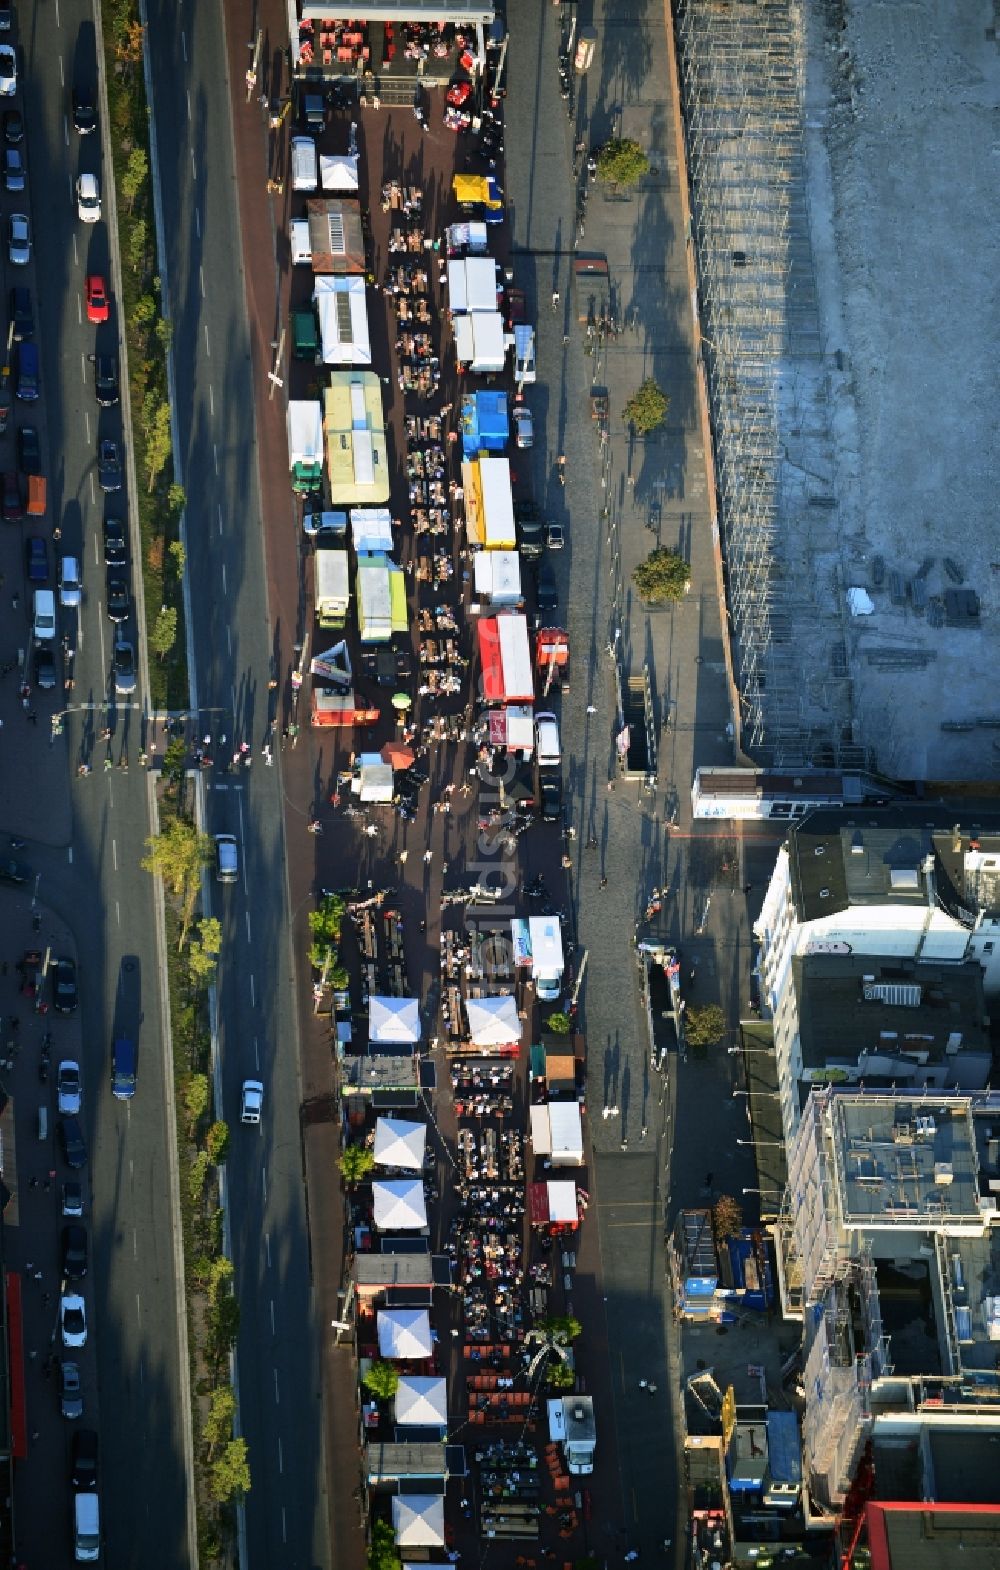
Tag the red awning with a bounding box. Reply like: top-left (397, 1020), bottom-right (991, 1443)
top-left (477, 617), bottom-right (504, 703)
top-left (6, 1272), bottom-right (27, 1458)
top-left (528, 1182), bottom-right (550, 1227)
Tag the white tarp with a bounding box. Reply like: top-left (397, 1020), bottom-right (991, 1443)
top-left (453, 311), bottom-right (506, 372)
top-left (395, 1376), bottom-right (448, 1428)
top-left (374, 1117), bottom-right (427, 1171)
top-left (372, 1179), bottom-right (428, 1231)
top-left (473, 549), bottom-right (521, 605)
top-left (530, 1103), bottom-right (552, 1156)
top-left (320, 152), bottom-right (360, 192)
top-left (377, 1307), bottom-right (433, 1360)
top-left (548, 1101), bottom-right (584, 1166)
top-left (369, 995), bottom-right (421, 1045)
top-left (465, 993), bottom-right (522, 1046)
top-left (547, 1180), bottom-right (578, 1224)
top-left (314, 275), bottom-right (371, 366)
top-left (498, 614), bottom-right (533, 700)
top-left (357, 754), bottom-right (394, 802)
top-left (352, 508), bottom-right (394, 554)
top-left (447, 256), bottom-right (499, 314)
top-left (393, 1495), bottom-right (445, 1548)
top-left (287, 400), bottom-right (323, 465)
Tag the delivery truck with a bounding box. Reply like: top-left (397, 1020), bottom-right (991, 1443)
top-left (528, 915), bottom-right (564, 1002)
top-left (547, 1395), bottom-right (596, 1475)
top-left (315, 544), bottom-right (350, 630)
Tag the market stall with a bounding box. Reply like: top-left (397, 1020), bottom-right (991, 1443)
top-left (356, 554), bottom-right (407, 643)
top-left (447, 256), bottom-right (501, 314)
top-left (487, 705), bottom-right (534, 754)
top-left (315, 275), bottom-right (372, 366)
top-left (465, 994), bottom-right (522, 1050)
top-left (325, 374), bottom-right (390, 505)
top-left (372, 1178), bottom-right (428, 1232)
top-left (473, 549), bottom-right (521, 607)
top-left (369, 995), bottom-right (422, 1046)
top-left (463, 456), bottom-right (515, 549)
top-left (308, 197), bottom-right (366, 274)
top-left (453, 311), bottom-right (507, 374)
top-left (528, 1103), bottom-right (584, 1167)
top-left (377, 1307), bottom-right (433, 1361)
top-left (352, 508), bottom-right (395, 554)
top-left (373, 1116), bottom-right (427, 1171)
top-left (287, 399), bottom-right (324, 493)
top-left (461, 391), bottom-right (509, 458)
top-left (320, 152), bottom-right (360, 193)
top-left (528, 1179), bottom-right (581, 1231)
top-left (395, 1376), bottom-right (448, 1431)
top-left (476, 614), bottom-right (534, 703)
top-left (354, 755), bottom-right (395, 803)
top-left (392, 1495), bottom-right (445, 1549)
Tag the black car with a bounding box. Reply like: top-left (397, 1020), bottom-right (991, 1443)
top-left (25, 535), bottom-right (47, 583)
top-left (16, 424), bottom-right (40, 475)
top-left (98, 439), bottom-right (122, 493)
top-left (93, 354), bottom-right (119, 407)
top-left (34, 647), bottom-right (57, 691)
top-left (102, 514), bottom-right (127, 566)
top-left (2, 107), bottom-right (23, 145)
top-left (0, 858), bottom-right (29, 885)
top-left (1, 469), bottom-right (20, 521)
top-left (72, 87), bottom-right (97, 135)
top-left (58, 1116), bottom-right (87, 1170)
top-left (106, 573), bottom-right (130, 623)
top-left (70, 1428), bottom-right (99, 1490)
top-left (60, 1224), bottom-right (88, 1282)
top-left (515, 499), bottom-right (545, 559)
top-left (535, 555), bottom-right (559, 612)
top-left (52, 956), bottom-right (78, 1014)
top-left (8, 284), bottom-right (32, 341)
top-left (539, 771), bottom-right (564, 822)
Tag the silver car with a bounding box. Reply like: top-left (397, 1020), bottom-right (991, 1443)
top-left (113, 639), bottom-right (136, 696)
top-left (8, 211), bottom-right (29, 266)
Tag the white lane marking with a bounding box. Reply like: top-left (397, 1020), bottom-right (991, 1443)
top-left (133, 1229), bottom-right (138, 1260)
top-left (67, 847), bottom-right (73, 864)
top-left (116, 901), bottom-right (120, 926)
top-left (217, 503), bottom-right (223, 536)
top-left (270, 1299), bottom-right (275, 1336)
top-left (98, 604), bottom-right (106, 671)
top-left (209, 384), bottom-right (214, 418)
top-left (195, 208), bottom-right (200, 239)
top-left (226, 626), bottom-right (231, 655)
top-left (59, 57), bottom-right (65, 87)
top-left (72, 231), bottom-right (78, 266)
top-left (273, 1368), bottom-right (279, 1405)
top-left (278, 1437), bottom-right (283, 1474)
top-left (77, 297), bottom-right (81, 327)
top-left (64, 115), bottom-right (69, 147)
top-left (282, 1509), bottom-right (287, 1545)
top-left (112, 839), bottom-right (118, 872)
top-left (89, 472), bottom-right (95, 504)
top-left (254, 1037), bottom-right (259, 1071)
top-left (250, 974), bottom-right (255, 1006)
top-left (262, 1164), bottom-right (267, 1205)
top-left (200, 265), bottom-right (205, 299)
top-left (93, 535), bottom-right (99, 568)
top-left (54, 0), bottom-right (61, 25)
top-left (80, 351), bottom-right (86, 384)
top-left (265, 1232), bottom-right (271, 1268)
top-left (213, 442), bottom-right (219, 475)
top-left (245, 911), bottom-right (251, 943)
top-left (190, 147), bottom-right (196, 178)
top-left (136, 1292), bottom-right (141, 1327)
top-left (186, 89), bottom-right (191, 121)
top-left (181, 31), bottom-right (187, 62)
top-left (84, 410), bottom-right (91, 445)
top-left (238, 793), bottom-right (248, 897)
top-left (221, 563), bottom-right (227, 594)
top-left (204, 322), bottom-right (211, 356)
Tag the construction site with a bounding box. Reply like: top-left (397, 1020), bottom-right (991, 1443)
top-left (674, 0), bottom-right (1000, 782)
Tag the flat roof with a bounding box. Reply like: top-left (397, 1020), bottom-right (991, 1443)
top-left (354, 1254), bottom-right (436, 1287)
top-left (302, 2), bottom-right (492, 20)
top-left (828, 1094), bottom-right (982, 1227)
top-left (366, 1442), bottom-right (448, 1481)
top-left (867, 1502), bottom-right (1000, 1570)
top-left (342, 1054), bottom-right (419, 1093)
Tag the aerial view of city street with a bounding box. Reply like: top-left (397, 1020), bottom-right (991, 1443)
top-left (0, 0), bottom-right (998, 1565)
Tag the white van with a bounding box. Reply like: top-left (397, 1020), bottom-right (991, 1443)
top-left (291, 218), bottom-right (312, 266)
top-left (74, 1491), bottom-right (100, 1561)
top-left (290, 136), bottom-right (318, 193)
top-left (534, 711), bottom-right (561, 769)
top-left (33, 587), bottom-right (56, 641)
top-left (214, 834), bottom-right (238, 885)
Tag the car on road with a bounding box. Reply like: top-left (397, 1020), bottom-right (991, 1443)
top-left (72, 86), bottom-right (97, 134)
top-left (111, 1036), bottom-right (137, 1100)
top-left (539, 771), bottom-right (564, 822)
top-left (113, 638), bottom-right (136, 696)
top-left (9, 284), bottom-right (31, 340)
top-left (17, 424), bottom-right (40, 475)
top-left (58, 1115), bottom-right (87, 1169)
top-left (60, 1361), bottom-right (84, 1420)
top-left (76, 172), bottom-right (101, 224)
top-left (545, 522), bottom-right (565, 551)
top-left (512, 404), bottom-right (534, 448)
top-left (215, 833), bottom-right (238, 884)
top-left (535, 555), bottom-right (559, 612)
top-left (34, 646), bottom-right (57, 691)
top-left (94, 353), bottom-right (119, 407)
top-left (514, 498), bottom-right (545, 559)
top-left (61, 1224), bottom-right (88, 1282)
top-left (62, 1180), bottom-right (84, 1218)
top-left (2, 145), bottom-right (24, 191)
top-left (57, 1060), bottom-right (82, 1115)
top-left (60, 1293), bottom-right (87, 1348)
top-left (60, 556), bottom-right (82, 608)
top-left (53, 957), bottom-right (79, 1014)
top-left (8, 210), bottom-right (28, 265)
top-left (1, 470), bottom-right (19, 521)
top-left (24, 535), bottom-right (47, 584)
top-left (84, 275), bottom-right (108, 324)
top-left (98, 439), bottom-right (121, 492)
top-left (71, 1427), bottom-right (99, 1489)
top-left (106, 573), bottom-right (129, 622)
top-left (103, 514), bottom-right (126, 565)
top-left (241, 1079), bottom-right (264, 1124)
top-left (0, 44), bottom-right (15, 96)
top-left (0, 858), bottom-right (29, 885)
top-left (2, 106), bottom-right (22, 144)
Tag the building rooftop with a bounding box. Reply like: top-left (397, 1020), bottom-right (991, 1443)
top-left (828, 1094), bottom-right (983, 1228)
top-left (866, 1502), bottom-right (1000, 1570)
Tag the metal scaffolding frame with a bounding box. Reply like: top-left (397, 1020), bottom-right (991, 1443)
top-left (674, 0), bottom-right (860, 769)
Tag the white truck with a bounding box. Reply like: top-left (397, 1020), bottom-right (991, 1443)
top-left (547, 1395), bottom-right (596, 1475)
top-left (528, 915), bottom-right (564, 1002)
top-left (315, 544), bottom-right (350, 630)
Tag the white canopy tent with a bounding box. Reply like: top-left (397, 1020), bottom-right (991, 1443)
top-left (374, 1117), bottom-right (427, 1171)
top-left (314, 276), bottom-right (372, 366)
top-left (473, 549), bottom-right (521, 605)
top-left (356, 754), bottom-right (395, 803)
top-left (395, 1375), bottom-right (448, 1428)
top-left (447, 256), bottom-right (500, 314)
top-left (320, 152), bottom-right (360, 192)
top-left (377, 1307), bottom-right (433, 1360)
top-left (465, 993), bottom-right (522, 1047)
top-left (453, 312), bottom-right (506, 373)
top-left (392, 1495), bottom-right (445, 1549)
top-left (372, 1179), bottom-right (428, 1231)
top-left (351, 507), bottom-right (395, 553)
top-left (369, 995), bottom-right (422, 1045)
top-left (529, 1103), bottom-right (584, 1166)
top-left (547, 1180), bottom-right (579, 1224)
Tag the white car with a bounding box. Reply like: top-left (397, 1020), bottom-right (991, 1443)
top-left (8, 211), bottom-right (28, 266)
top-left (76, 172), bottom-right (101, 224)
top-left (60, 1293), bottom-right (88, 1348)
top-left (241, 1079), bottom-right (264, 1125)
top-left (57, 1060), bottom-right (82, 1116)
top-left (512, 404), bottom-right (534, 449)
top-left (0, 43), bottom-right (15, 96)
top-left (546, 522), bottom-right (565, 551)
top-left (59, 556), bottom-right (82, 608)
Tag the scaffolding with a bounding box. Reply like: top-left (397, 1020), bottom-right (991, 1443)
top-left (674, 0), bottom-right (859, 769)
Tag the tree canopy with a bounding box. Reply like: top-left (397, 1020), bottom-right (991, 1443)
top-left (362, 1360), bottom-right (401, 1401)
top-left (623, 378), bottom-right (669, 435)
top-left (142, 817), bottom-right (211, 946)
top-left (596, 138), bottom-right (649, 187)
top-left (633, 547), bottom-right (691, 605)
top-left (685, 1003), bottom-right (726, 1048)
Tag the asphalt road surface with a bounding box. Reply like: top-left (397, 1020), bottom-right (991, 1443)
top-left (144, 0), bottom-right (329, 1565)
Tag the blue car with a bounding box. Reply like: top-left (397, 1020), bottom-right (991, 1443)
top-left (25, 535), bottom-right (47, 583)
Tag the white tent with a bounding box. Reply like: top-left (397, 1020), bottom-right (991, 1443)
top-left (395, 1376), bottom-right (448, 1428)
top-left (369, 995), bottom-right (421, 1045)
top-left (447, 256), bottom-right (499, 314)
top-left (377, 1307), bottom-right (433, 1360)
top-left (393, 1495), bottom-right (445, 1548)
top-left (473, 549), bottom-right (521, 606)
top-left (351, 507), bottom-right (395, 554)
top-left (547, 1180), bottom-right (579, 1224)
top-left (287, 400), bottom-right (323, 465)
top-left (356, 754), bottom-right (395, 803)
top-left (547, 1102), bottom-right (584, 1166)
top-left (314, 276), bottom-right (371, 366)
top-left (320, 152), bottom-right (360, 192)
top-left (465, 994), bottom-right (522, 1047)
top-left (374, 1117), bottom-right (427, 1171)
top-left (372, 1179), bottom-right (428, 1232)
top-left (453, 312), bottom-right (507, 373)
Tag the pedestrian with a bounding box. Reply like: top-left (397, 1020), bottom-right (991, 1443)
top-left (372, 93), bottom-right (381, 110)
top-left (423, 850), bottom-right (433, 864)
top-left (639, 1378), bottom-right (648, 1389)
top-left (104, 758), bottom-right (113, 772)
top-left (33, 1270), bottom-right (41, 1282)
top-left (600, 876), bottom-right (608, 889)
top-left (399, 850), bottom-right (408, 865)
top-left (551, 290), bottom-right (560, 308)
top-left (561, 855), bottom-right (572, 870)
top-left (743, 883), bottom-right (753, 895)
top-left (586, 704), bottom-right (597, 714)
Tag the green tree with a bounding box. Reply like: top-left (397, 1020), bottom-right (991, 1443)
top-left (142, 816), bottom-right (211, 945)
top-left (546, 1358), bottom-right (576, 1390)
top-left (183, 1072), bottom-right (210, 1134)
top-left (127, 218), bottom-right (147, 275)
top-left (369, 1519), bottom-right (402, 1570)
top-left (596, 138), bottom-right (649, 187)
top-left (188, 916), bottom-right (222, 991)
top-left (209, 1437), bottom-right (251, 1504)
top-left (309, 940), bottom-right (335, 974)
top-left (546, 1011), bottom-right (571, 1035)
top-left (168, 482), bottom-right (186, 518)
top-left (536, 1314), bottom-right (582, 1345)
top-left (163, 735), bottom-right (188, 784)
top-left (133, 294), bottom-right (157, 329)
top-left (150, 605), bottom-right (178, 662)
top-left (202, 1385), bottom-right (236, 1460)
top-left (205, 1121), bottom-right (230, 1165)
top-left (712, 1193), bottom-right (743, 1242)
top-left (309, 893), bottom-right (346, 944)
top-left (685, 1003), bottom-right (727, 1048)
top-left (121, 146), bottom-right (149, 211)
top-left (188, 1150), bottom-right (210, 1205)
top-left (623, 377), bottom-right (669, 436)
top-left (155, 316), bottom-right (174, 353)
top-left (327, 957), bottom-right (350, 990)
top-left (362, 1360), bottom-right (401, 1401)
top-left (146, 400), bottom-right (172, 491)
top-left (340, 1143), bottom-right (375, 1186)
top-left (207, 1255), bottom-right (234, 1304)
top-left (633, 547), bottom-right (690, 605)
top-left (169, 539), bottom-right (186, 576)
top-left (209, 1292), bottom-right (241, 1364)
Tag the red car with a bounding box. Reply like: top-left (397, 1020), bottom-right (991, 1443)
top-left (85, 274), bottom-right (109, 324)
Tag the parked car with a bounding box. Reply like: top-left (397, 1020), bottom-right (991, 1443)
top-left (113, 639), bottom-right (136, 696)
top-left (1, 470), bottom-right (20, 521)
top-left (539, 771), bottom-right (564, 822)
top-left (241, 1079), bottom-right (264, 1124)
top-left (102, 514), bottom-right (127, 565)
top-left (57, 1061), bottom-right (82, 1115)
top-left (62, 1180), bottom-right (84, 1218)
top-left (111, 1037), bottom-right (137, 1101)
top-left (60, 1361), bottom-right (84, 1420)
top-left (53, 957), bottom-right (78, 1014)
top-left (59, 556), bottom-right (82, 609)
top-left (2, 106), bottom-right (22, 144)
top-left (72, 86), bottom-right (97, 134)
top-left (61, 1224), bottom-right (88, 1282)
top-left (8, 210), bottom-right (29, 265)
top-left (94, 353), bottom-right (119, 406)
top-left (2, 145), bottom-right (24, 191)
top-left (71, 1427), bottom-right (99, 1489)
top-left (0, 858), bottom-right (29, 885)
top-left (106, 573), bottom-right (129, 622)
top-left (75, 172), bottom-right (101, 224)
top-left (58, 1115), bottom-right (87, 1170)
top-left (98, 439), bottom-right (121, 492)
top-left (24, 535), bottom-right (47, 583)
top-left (535, 555), bottom-right (559, 612)
top-left (60, 1293), bottom-right (87, 1348)
top-left (84, 275), bottom-right (109, 324)
top-left (17, 424), bottom-right (40, 475)
top-left (9, 284), bottom-right (31, 339)
top-left (0, 44), bottom-right (16, 96)
top-left (512, 404), bottom-right (534, 448)
top-left (34, 648), bottom-right (56, 691)
top-left (545, 522), bottom-right (565, 551)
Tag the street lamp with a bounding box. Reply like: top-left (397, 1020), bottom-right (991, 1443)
top-left (728, 1045), bottom-right (775, 1055)
top-left (737, 1137), bottom-right (785, 1148)
top-left (732, 1088), bottom-right (780, 1098)
top-left (742, 1187), bottom-right (765, 1197)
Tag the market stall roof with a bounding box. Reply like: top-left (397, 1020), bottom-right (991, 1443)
top-left (544, 1047), bottom-right (576, 1093)
top-left (528, 1179), bottom-right (579, 1227)
top-left (529, 1102), bottom-right (552, 1155)
top-left (324, 374), bottom-right (389, 505)
top-left (446, 221), bottom-right (489, 255)
top-left (453, 311), bottom-right (506, 372)
top-left (548, 1101), bottom-right (584, 1165)
top-left (395, 1375), bottom-right (448, 1428)
top-left (464, 456), bottom-right (515, 549)
top-left (448, 256), bottom-right (500, 314)
top-left (477, 614), bottom-right (534, 703)
top-left (314, 275), bottom-right (371, 366)
top-left (369, 995), bottom-right (422, 1045)
top-left (465, 994), bottom-right (522, 1047)
top-left (453, 173), bottom-right (503, 210)
top-left (352, 507), bottom-right (395, 553)
top-left (473, 549), bottom-right (521, 605)
top-left (392, 1494), bottom-right (445, 1549)
top-left (287, 400), bottom-right (323, 465)
top-left (374, 1117), bottom-right (427, 1170)
top-left (307, 198), bottom-right (366, 274)
top-left (487, 704), bottom-right (534, 752)
top-left (320, 152), bottom-right (360, 193)
top-left (357, 754), bottom-right (395, 802)
top-left (378, 1307), bottom-right (433, 1360)
top-left (461, 390), bottom-right (508, 457)
top-left (372, 1179), bottom-right (428, 1231)
top-left (303, 1), bottom-right (491, 19)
